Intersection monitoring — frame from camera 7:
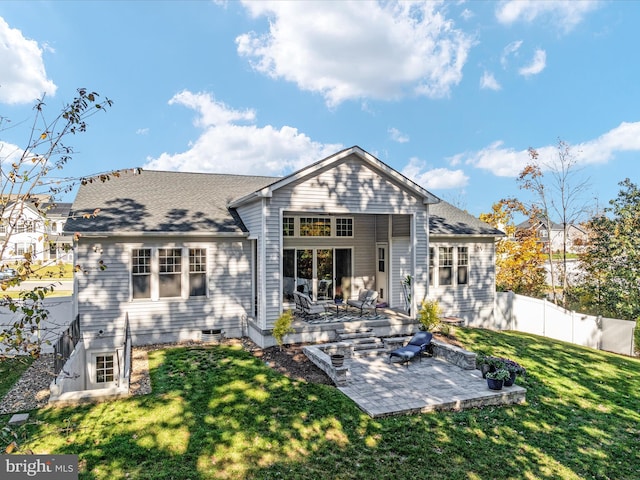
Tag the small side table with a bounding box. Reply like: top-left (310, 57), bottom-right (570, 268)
top-left (326, 301), bottom-right (347, 317)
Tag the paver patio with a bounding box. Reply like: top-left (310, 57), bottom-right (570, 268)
top-left (337, 355), bottom-right (526, 418)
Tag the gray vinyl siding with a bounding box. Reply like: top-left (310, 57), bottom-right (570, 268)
top-left (76, 236), bottom-right (252, 345)
top-left (427, 237), bottom-right (496, 324)
top-left (391, 236), bottom-right (411, 309)
top-left (261, 155), bottom-right (428, 326)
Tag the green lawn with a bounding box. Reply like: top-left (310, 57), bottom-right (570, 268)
top-left (0, 356), bottom-right (33, 399)
top-left (1, 329), bottom-right (639, 479)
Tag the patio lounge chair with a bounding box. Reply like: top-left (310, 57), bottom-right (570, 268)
top-left (294, 292), bottom-right (326, 318)
top-left (389, 331), bottom-right (433, 367)
top-left (347, 289), bottom-right (379, 316)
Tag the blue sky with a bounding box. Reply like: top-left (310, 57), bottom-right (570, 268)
top-left (0, 1), bottom-right (638, 217)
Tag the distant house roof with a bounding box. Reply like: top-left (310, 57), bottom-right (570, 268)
top-left (43, 202), bottom-right (72, 218)
top-left (516, 218), bottom-right (587, 233)
top-left (65, 170), bottom-right (278, 235)
top-left (429, 201), bottom-right (504, 236)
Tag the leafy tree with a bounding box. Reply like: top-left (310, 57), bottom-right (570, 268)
top-left (480, 199), bottom-right (546, 297)
top-left (518, 140), bottom-right (591, 306)
top-left (577, 179), bottom-right (640, 322)
top-left (0, 88), bottom-right (119, 357)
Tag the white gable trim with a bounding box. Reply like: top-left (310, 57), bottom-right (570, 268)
top-left (229, 146), bottom-right (441, 208)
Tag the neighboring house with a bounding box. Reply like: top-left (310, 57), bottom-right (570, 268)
top-left (0, 198), bottom-right (73, 263)
top-left (516, 218), bottom-right (588, 254)
top-left (63, 146), bottom-right (502, 392)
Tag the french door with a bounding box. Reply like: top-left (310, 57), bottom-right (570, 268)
top-left (283, 248), bottom-right (352, 302)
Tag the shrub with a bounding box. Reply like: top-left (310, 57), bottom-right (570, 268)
top-left (417, 298), bottom-right (441, 331)
top-left (273, 310), bottom-right (295, 349)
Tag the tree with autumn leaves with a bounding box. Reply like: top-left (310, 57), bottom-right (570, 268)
top-left (480, 199), bottom-right (547, 297)
top-left (0, 89), bottom-right (122, 357)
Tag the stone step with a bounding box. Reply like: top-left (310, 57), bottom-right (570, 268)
top-left (338, 331), bottom-right (378, 341)
top-left (352, 346), bottom-right (388, 357)
top-left (350, 338), bottom-right (384, 349)
top-left (335, 327), bottom-right (373, 336)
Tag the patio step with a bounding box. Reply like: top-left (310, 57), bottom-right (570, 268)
top-left (350, 337), bottom-right (384, 349)
top-left (335, 328), bottom-right (373, 341)
top-left (352, 345), bottom-right (388, 357)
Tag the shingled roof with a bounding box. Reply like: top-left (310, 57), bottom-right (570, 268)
top-left (429, 200), bottom-right (504, 236)
top-left (65, 170), bottom-right (278, 234)
top-left (65, 167), bottom-right (501, 238)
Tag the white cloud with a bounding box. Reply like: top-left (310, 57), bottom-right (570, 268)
top-left (518, 49), bottom-right (546, 76)
top-left (495, 0), bottom-right (600, 33)
top-left (136, 128), bottom-right (150, 135)
top-left (0, 17), bottom-right (57, 104)
top-left (236, 1), bottom-right (473, 107)
top-left (402, 157), bottom-right (468, 190)
top-left (388, 127), bottom-right (409, 143)
top-left (480, 71), bottom-right (501, 91)
top-left (460, 8), bottom-right (474, 21)
top-left (575, 121), bottom-right (640, 164)
top-left (0, 140), bottom-right (23, 165)
top-left (500, 40), bottom-right (522, 68)
top-left (144, 90), bottom-right (342, 175)
top-left (459, 121), bottom-right (640, 177)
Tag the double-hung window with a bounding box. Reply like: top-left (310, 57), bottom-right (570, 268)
top-left (457, 247), bottom-right (468, 285)
top-left (132, 247), bottom-right (208, 300)
top-left (189, 248), bottom-right (207, 297)
top-left (438, 247), bottom-right (453, 286)
top-left (431, 245), bottom-right (472, 287)
top-left (132, 249), bottom-right (151, 299)
top-left (159, 248), bottom-right (182, 297)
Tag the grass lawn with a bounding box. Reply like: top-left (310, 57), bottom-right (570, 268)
top-left (0, 356), bottom-right (34, 399)
top-left (1, 329), bottom-right (639, 479)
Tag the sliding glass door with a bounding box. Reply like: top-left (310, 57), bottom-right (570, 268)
top-left (283, 248), bottom-right (352, 303)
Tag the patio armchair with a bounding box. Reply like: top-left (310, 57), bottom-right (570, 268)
top-left (346, 289), bottom-right (379, 316)
top-left (294, 291), bottom-right (326, 318)
top-left (389, 331), bottom-right (433, 367)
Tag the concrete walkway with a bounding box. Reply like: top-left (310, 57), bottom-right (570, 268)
top-left (338, 355), bottom-right (526, 418)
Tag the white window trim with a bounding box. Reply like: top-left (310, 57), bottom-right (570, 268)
top-left (129, 245), bottom-right (209, 301)
top-left (430, 243), bottom-right (471, 288)
top-left (283, 215), bottom-right (354, 238)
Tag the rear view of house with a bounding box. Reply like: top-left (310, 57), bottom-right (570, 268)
top-left (63, 146), bottom-right (502, 392)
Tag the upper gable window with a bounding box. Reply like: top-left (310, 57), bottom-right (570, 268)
top-left (300, 217), bottom-right (331, 237)
top-left (283, 216), bottom-right (353, 237)
top-left (283, 217), bottom-right (295, 237)
top-left (335, 218), bottom-right (353, 237)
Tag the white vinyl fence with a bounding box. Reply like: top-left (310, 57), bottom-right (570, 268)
top-left (495, 292), bottom-right (636, 356)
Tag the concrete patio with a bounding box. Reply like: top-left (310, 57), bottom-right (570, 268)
top-left (303, 331), bottom-right (527, 418)
top-left (337, 354), bottom-right (526, 418)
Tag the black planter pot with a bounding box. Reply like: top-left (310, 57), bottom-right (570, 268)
top-left (331, 354), bottom-right (345, 367)
top-left (486, 378), bottom-right (504, 390)
top-left (503, 371), bottom-right (517, 387)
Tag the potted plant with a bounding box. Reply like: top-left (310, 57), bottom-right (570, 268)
top-left (334, 288), bottom-right (344, 304)
top-left (417, 298), bottom-right (441, 332)
top-left (486, 368), bottom-right (510, 390)
top-left (476, 354), bottom-right (503, 378)
top-left (502, 359), bottom-right (526, 386)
